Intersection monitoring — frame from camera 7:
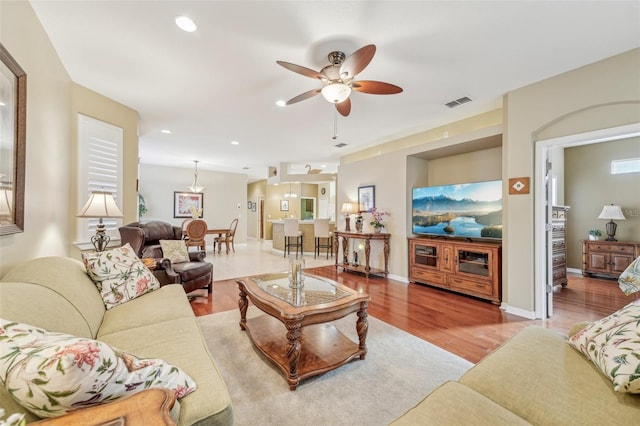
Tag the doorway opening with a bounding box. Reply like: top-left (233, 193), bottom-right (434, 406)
top-left (534, 123), bottom-right (640, 318)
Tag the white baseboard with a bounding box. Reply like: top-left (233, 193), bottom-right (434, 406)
top-left (503, 304), bottom-right (537, 320)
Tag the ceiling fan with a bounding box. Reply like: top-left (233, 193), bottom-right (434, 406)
top-left (276, 44), bottom-right (402, 117)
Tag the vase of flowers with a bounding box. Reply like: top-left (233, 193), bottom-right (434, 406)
top-left (369, 208), bottom-right (389, 233)
top-left (189, 205), bottom-right (203, 219)
top-left (588, 229), bottom-right (602, 241)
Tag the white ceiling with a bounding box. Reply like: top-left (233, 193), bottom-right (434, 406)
top-left (30, 1), bottom-right (640, 181)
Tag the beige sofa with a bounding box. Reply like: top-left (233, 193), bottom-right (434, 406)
top-left (391, 325), bottom-right (639, 425)
top-left (0, 256), bottom-right (233, 425)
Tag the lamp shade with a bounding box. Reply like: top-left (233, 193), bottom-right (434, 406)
top-left (597, 204), bottom-right (626, 221)
top-left (321, 82), bottom-right (352, 104)
top-left (341, 202), bottom-right (356, 215)
top-left (77, 191), bottom-right (123, 218)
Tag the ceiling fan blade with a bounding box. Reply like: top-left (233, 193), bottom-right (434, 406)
top-left (336, 98), bottom-right (351, 117)
top-left (340, 44), bottom-right (376, 78)
top-left (352, 80), bottom-right (403, 95)
top-left (276, 61), bottom-right (323, 79)
top-left (285, 88), bottom-right (321, 105)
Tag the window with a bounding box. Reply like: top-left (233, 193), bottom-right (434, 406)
top-left (76, 114), bottom-right (123, 246)
top-left (611, 158), bottom-right (640, 174)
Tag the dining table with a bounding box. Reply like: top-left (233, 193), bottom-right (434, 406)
top-left (206, 228), bottom-right (231, 254)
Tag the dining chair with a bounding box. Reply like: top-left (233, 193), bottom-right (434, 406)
top-left (185, 219), bottom-right (208, 252)
top-left (313, 218), bottom-right (333, 259)
top-left (216, 218), bottom-right (239, 254)
top-left (283, 218), bottom-right (303, 258)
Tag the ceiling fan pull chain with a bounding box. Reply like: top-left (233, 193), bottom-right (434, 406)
top-left (332, 109), bottom-right (338, 140)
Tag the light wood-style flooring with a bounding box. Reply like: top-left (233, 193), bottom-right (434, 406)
top-left (191, 242), bottom-right (638, 363)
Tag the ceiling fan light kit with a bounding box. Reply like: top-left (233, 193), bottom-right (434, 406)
top-left (277, 44), bottom-right (402, 117)
top-left (321, 82), bottom-right (352, 104)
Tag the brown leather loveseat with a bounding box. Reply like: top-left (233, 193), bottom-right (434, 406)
top-left (119, 221), bottom-right (213, 294)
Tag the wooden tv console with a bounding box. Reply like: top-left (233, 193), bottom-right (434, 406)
top-left (408, 237), bottom-right (502, 305)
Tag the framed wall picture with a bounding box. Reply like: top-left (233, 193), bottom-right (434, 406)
top-left (174, 191), bottom-right (203, 218)
top-left (280, 199), bottom-right (289, 211)
top-left (358, 185), bottom-right (375, 212)
top-left (0, 44), bottom-right (27, 236)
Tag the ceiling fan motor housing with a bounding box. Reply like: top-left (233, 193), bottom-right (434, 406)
top-left (327, 51), bottom-right (346, 65)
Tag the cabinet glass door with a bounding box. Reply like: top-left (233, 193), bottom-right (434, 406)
top-left (414, 244), bottom-right (437, 267)
top-left (457, 250), bottom-right (490, 277)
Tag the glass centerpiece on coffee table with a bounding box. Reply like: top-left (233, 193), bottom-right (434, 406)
top-left (236, 272), bottom-right (370, 390)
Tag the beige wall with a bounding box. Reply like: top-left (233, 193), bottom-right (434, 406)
top-left (564, 137), bottom-right (640, 268)
top-left (247, 180), bottom-right (267, 239)
top-left (139, 164), bottom-right (247, 245)
top-left (0, 1), bottom-right (72, 276)
top-left (0, 1), bottom-right (139, 275)
top-left (427, 147), bottom-right (502, 185)
top-left (504, 48), bottom-right (640, 313)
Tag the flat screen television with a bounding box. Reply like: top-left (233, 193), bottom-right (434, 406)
top-left (412, 179), bottom-right (502, 240)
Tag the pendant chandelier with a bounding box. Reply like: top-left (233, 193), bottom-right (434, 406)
top-left (187, 160), bottom-right (205, 193)
top-left (284, 182), bottom-right (297, 198)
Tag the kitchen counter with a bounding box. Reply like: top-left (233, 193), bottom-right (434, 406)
top-left (271, 220), bottom-right (336, 254)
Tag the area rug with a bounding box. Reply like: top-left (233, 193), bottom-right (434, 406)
top-left (197, 308), bottom-right (473, 425)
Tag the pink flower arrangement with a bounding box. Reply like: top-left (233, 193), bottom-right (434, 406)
top-left (369, 207), bottom-right (390, 229)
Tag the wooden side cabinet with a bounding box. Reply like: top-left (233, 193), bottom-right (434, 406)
top-left (409, 238), bottom-right (502, 304)
top-left (582, 240), bottom-right (640, 279)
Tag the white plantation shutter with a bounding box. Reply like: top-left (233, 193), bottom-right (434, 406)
top-left (77, 114), bottom-right (123, 245)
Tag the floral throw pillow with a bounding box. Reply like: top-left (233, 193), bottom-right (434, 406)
top-left (567, 299), bottom-right (640, 393)
top-left (82, 243), bottom-right (160, 310)
top-left (159, 240), bottom-right (190, 264)
top-left (0, 318), bottom-right (196, 419)
top-left (618, 256), bottom-right (640, 295)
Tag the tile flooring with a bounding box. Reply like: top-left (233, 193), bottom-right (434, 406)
top-left (203, 239), bottom-right (335, 281)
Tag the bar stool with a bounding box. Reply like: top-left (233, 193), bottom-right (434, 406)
top-left (283, 218), bottom-right (303, 258)
top-left (314, 219), bottom-right (333, 259)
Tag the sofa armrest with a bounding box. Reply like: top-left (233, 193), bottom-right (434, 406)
top-left (155, 258), bottom-right (180, 285)
top-left (189, 251), bottom-right (206, 262)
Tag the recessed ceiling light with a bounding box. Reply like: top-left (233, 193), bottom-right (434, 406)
top-left (321, 164), bottom-right (326, 168)
top-left (275, 100), bottom-right (286, 107)
top-left (161, 129), bottom-right (172, 134)
top-left (231, 141), bottom-right (239, 145)
top-left (175, 16), bottom-right (197, 32)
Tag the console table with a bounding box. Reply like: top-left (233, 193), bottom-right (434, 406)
top-left (333, 231), bottom-right (390, 278)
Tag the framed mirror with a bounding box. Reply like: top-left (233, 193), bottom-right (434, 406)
top-left (0, 43), bottom-right (26, 235)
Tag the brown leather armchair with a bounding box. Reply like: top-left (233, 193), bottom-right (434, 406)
top-left (119, 221), bottom-right (213, 294)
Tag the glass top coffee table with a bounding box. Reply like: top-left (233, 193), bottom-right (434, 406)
top-left (236, 272), bottom-right (370, 390)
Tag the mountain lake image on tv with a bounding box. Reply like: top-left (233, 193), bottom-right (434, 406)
top-left (412, 180), bottom-right (503, 239)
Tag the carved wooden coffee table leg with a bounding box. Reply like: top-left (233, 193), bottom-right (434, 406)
top-left (285, 319), bottom-right (302, 390)
top-left (357, 301), bottom-right (369, 359)
top-left (238, 286), bottom-right (248, 330)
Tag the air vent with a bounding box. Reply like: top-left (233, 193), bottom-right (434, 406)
top-left (445, 96), bottom-right (472, 108)
top-left (334, 143), bottom-right (348, 148)
top-left (242, 166), bottom-right (250, 170)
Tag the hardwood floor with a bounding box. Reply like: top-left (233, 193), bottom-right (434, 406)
top-left (190, 268), bottom-right (638, 364)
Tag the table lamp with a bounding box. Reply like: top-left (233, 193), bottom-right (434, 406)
top-left (597, 204), bottom-right (625, 241)
top-left (77, 191), bottom-right (123, 251)
top-left (341, 202), bottom-right (356, 231)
